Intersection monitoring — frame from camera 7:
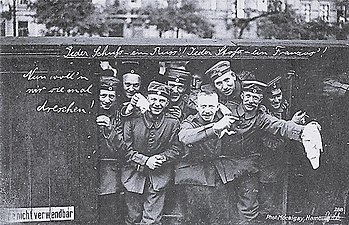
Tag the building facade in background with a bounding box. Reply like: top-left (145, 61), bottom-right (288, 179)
top-left (0, 0), bottom-right (45, 36)
top-left (0, 0), bottom-right (347, 38)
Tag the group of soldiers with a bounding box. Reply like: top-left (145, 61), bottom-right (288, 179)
top-left (95, 60), bottom-right (322, 225)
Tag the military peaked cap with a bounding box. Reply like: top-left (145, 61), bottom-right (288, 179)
top-left (148, 81), bottom-right (170, 99)
top-left (100, 73), bottom-right (120, 92)
top-left (205, 61), bottom-right (236, 81)
top-left (266, 76), bottom-right (282, 94)
top-left (121, 61), bottom-right (141, 78)
top-left (242, 80), bottom-right (268, 94)
top-left (167, 67), bottom-right (190, 84)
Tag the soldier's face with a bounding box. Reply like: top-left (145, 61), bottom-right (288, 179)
top-left (147, 94), bottom-right (169, 115)
top-left (267, 89), bottom-right (283, 110)
top-left (99, 89), bottom-right (117, 110)
top-left (213, 73), bottom-right (236, 96)
top-left (241, 91), bottom-right (263, 112)
top-left (123, 74), bottom-right (141, 99)
top-left (168, 81), bottom-right (186, 103)
top-left (197, 94), bottom-right (219, 122)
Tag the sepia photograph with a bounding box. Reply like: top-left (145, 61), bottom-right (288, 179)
top-left (0, 1), bottom-right (349, 225)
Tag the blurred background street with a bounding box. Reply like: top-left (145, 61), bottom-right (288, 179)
top-left (0, 0), bottom-right (348, 40)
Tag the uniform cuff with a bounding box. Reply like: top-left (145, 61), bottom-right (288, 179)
top-left (131, 153), bottom-right (149, 166)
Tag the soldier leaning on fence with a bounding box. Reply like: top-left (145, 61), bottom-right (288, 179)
top-left (259, 76), bottom-right (306, 215)
top-left (96, 69), bottom-right (125, 225)
top-left (166, 66), bottom-right (197, 121)
top-left (174, 90), bottom-right (235, 225)
top-left (206, 77), bottom-right (321, 224)
top-left (121, 81), bottom-right (182, 225)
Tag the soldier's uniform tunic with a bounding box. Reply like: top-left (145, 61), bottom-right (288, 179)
top-left (175, 113), bottom-right (229, 224)
top-left (97, 72), bottom-right (125, 225)
top-left (221, 103), bottom-right (304, 223)
top-left (122, 111), bottom-right (181, 225)
top-left (259, 100), bottom-right (289, 214)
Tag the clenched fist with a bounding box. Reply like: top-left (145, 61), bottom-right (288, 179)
top-left (213, 116), bottom-right (236, 131)
top-left (96, 115), bottom-right (111, 128)
top-left (145, 155), bottom-right (166, 170)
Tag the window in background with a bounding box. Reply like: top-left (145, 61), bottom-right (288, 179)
top-left (303, 3), bottom-right (311, 22)
top-left (320, 3), bottom-right (330, 22)
top-left (18, 21), bottom-right (28, 36)
top-left (1, 20), bottom-right (5, 36)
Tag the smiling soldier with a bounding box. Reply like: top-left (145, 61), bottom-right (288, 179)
top-left (175, 90), bottom-right (236, 224)
top-left (96, 69), bottom-right (125, 225)
top-left (166, 67), bottom-right (196, 121)
top-left (121, 81), bottom-right (182, 225)
top-left (216, 78), bottom-right (321, 224)
top-left (205, 61), bottom-right (242, 106)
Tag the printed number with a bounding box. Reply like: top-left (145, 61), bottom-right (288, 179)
top-left (334, 207), bottom-right (344, 212)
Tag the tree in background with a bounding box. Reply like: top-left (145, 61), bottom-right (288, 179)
top-left (231, 0), bottom-right (283, 39)
top-left (144, 0), bottom-right (214, 38)
top-left (232, 0), bottom-right (349, 40)
top-left (76, 3), bottom-right (125, 37)
top-left (30, 0), bottom-right (111, 36)
top-left (257, 4), bottom-right (349, 40)
top-left (257, 6), bottom-right (307, 39)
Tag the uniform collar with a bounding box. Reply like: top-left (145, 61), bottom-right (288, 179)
top-left (143, 111), bottom-right (165, 129)
top-left (99, 105), bottom-right (119, 118)
top-left (237, 104), bottom-right (257, 119)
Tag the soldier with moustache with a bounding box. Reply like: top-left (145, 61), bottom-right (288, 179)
top-left (121, 81), bottom-right (182, 225)
top-left (200, 73), bottom-right (321, 224)
top-left (96, 69), bottom-right (125, 225)
top-left (166, 67), bottom-right (197, 121)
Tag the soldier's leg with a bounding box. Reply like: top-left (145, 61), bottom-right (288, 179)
top-left (209, 180), bottom-right (231, 225)
top-left (98, 193), bottom-right (125, 225)
top-left (259, 163), bottom-right (284, 215)
top-left (259, 181), bottom-right (275, 213)
top-left (124, 191), bottom-right (143, 225)
top-left (182, 184), bottom-right (209, 225)
top-left (141, 185), bottom-right (166, 225)
top-left (236, 173), bottom-right (260, 223)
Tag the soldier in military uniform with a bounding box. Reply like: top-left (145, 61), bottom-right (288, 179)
top-left (213, 79), bottom-right (320, 224)
top-left (259, 76), bottom-right (305, 215)
top-left (96, 69), bottom-right (125, 225)
top-left (119, 61), bottom-right (147, 118)
top-left (259, 77), bottom-right (289, 216)
top-left (175, 90), bottom-right (236, 224)
top-left (166, 67), bottom-right (197, 121)
top-left (121, 81), bottom-right (182, 225)
top-left (205, 61), bottom-right (242, 106)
